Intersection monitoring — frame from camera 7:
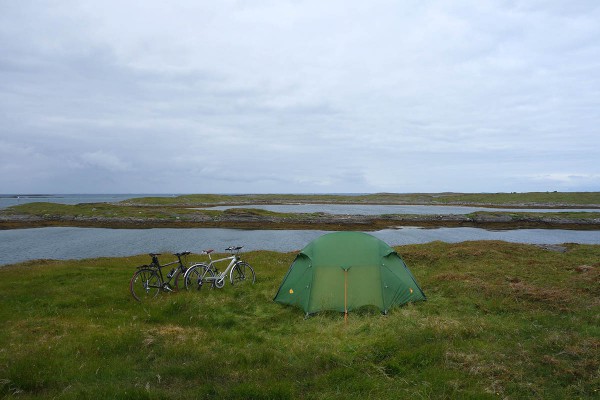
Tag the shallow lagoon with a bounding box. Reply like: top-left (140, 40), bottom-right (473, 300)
top-left (199, 204), bottom-right (600, 215)
top-left (2, 194), bottom-right (597, 214)
top-left (2, 226), bottom-right (599, 266)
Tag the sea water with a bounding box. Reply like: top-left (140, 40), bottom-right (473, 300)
top-left (1, 226), bottom-right (599, 266)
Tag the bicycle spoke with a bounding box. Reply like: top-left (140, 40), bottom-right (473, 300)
top-left (130, 268), bottom-right (161, 301)
top-left (184, 264), bottom-right (214, 291)
top-left (230, 262), bottom-right (255, 286)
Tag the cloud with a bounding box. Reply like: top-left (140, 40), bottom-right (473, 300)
top-left (80, 151), bottom-right (130, 172)
top-left (525, 173), bottom-right (600, 189)
top-left (1, 1), bottom-right (599, 193)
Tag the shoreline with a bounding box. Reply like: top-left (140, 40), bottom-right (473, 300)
top-left (2, 192), bottom-right (599, 231)
top-left (2, 212), bottom-right (599, 231)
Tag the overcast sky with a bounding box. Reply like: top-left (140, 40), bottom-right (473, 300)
top-left (1, 1), bottom-right (599, 194)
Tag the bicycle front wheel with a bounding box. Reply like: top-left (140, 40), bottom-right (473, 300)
top-left (130, 268), bottom-right (162, 301)
top-left (184, 263), bottom-right (214, 291)
top-left (230, 261), bottom-right (255, 286)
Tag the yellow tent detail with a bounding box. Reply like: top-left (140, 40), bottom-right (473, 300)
top-left (289, 289), bottom-right (294, 294)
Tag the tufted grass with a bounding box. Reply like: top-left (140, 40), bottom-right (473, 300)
top-left (0, 242), bottom-right (598, 399)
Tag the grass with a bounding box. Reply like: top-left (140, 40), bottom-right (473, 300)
top-left (123, 192), bottom-right (600, 207)
top-left (468, 211), bottom-right (600, 221)
top-left (430, 192), bottom-right (600, 206)
top-left (3, 202), bottom-right (600, 231)
top-left (1, 242), bottom-right (599, 399)
top-left (0, 203), bottom-right (311, 222)
top-left (1, 202), bottom-right (220, 221)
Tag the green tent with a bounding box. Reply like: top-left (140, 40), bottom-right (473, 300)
top-left (274, 232), bottom-right (426, 315)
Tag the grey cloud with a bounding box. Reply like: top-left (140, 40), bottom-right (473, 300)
top-left (1, 1), bottom-right (599, 193)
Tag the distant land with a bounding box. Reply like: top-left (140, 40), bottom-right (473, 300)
top-left (1, 192), bottom-right (599, 230)
top-left (121, 192), bottom-right (600, 207)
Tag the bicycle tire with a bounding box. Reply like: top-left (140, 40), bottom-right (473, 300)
top-left (184, 263), bottom-right (214, 291)
top-left (172, 266), bottom-right (188, 291)
top-left (230, 261), bottom-right (255, 286)
top-left (130, 268), bottom-right (162, 301)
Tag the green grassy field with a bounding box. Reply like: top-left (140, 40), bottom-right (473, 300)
top-left (124, 192), bottom-right (600, 206)
top-left (1, 242), bottom-right (598, 399)
top-left (0, 202), bottom-right (219, 220)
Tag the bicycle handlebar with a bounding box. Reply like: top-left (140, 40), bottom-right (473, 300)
top-left (149, 252), bottom-right (190, 262)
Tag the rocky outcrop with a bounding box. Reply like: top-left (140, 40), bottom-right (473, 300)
top-left (2, 210), bottom-right (599, 230)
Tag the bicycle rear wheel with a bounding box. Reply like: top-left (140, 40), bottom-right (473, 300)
top-left (230, 261), bottom-right (255, 286)
top-left (184, 263), bottom-right (214, 291)
top-left (130, 268), bottom-right (161, 301)
top-left (173, 266), bottom-right (188, 291)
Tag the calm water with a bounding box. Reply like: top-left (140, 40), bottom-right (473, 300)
top-left (2, 194), bottom-right (598, 266)
top-left (2, 194), bottom-right (597, 214)
top-left (198, 204), bottom-right (600, 215)
top-left (1, 227), bottom-right (599, 266)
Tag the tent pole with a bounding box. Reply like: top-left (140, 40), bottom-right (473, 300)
top-left (344, 269), bottom-right (348, 323)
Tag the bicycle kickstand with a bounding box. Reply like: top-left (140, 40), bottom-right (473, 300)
top-left (162, 283), bottom-right (174, 292)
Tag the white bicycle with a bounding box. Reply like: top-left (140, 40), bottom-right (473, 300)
top-left (184, 246), bottom-right (256, 291)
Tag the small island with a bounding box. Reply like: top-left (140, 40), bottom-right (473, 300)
top-left (1, 192), bottom-right (599, 230)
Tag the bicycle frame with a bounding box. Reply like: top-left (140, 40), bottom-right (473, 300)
top-left (154, 258), bottom-right (183, 290)
top-left (203, 254), bottom-right (239, 287)
top-left (145, 252), bottom-right (189, 291)
top-left (183, 246), bottom-right (255, 291)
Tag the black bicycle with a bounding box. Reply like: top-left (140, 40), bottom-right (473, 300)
top-left (129, 252), bottom-right (191, 302)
